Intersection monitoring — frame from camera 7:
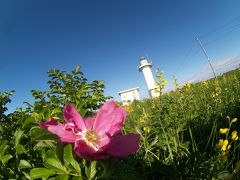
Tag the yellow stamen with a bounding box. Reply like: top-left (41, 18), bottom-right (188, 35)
top-left (85, 130), bottom-right (100, 147)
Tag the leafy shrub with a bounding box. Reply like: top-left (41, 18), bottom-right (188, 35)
top-left (0, 66), bottom-right (112, 179)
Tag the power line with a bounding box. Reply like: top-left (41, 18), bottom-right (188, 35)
top-left (203, 23), bottom-right (240, 45)
top-left (173, 42), bottom-right (202, 77)
top-left (173, 44), bottom-right (194, 76)
top-left (199, 15), bottom-right (240, 39)
top-left (172, 16), bottom-right (240, 79)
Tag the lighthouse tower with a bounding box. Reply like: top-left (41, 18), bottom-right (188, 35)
top-left (138, 57), bottom-right (159, 98)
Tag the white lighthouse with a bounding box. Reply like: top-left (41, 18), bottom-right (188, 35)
top-left (138, 57), bottom-right (159, 98)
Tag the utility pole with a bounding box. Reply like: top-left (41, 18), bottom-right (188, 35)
top-left (196, 37), bottom-right (217, 78)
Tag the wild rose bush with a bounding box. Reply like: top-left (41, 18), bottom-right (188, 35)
top-left (0, 66), bottom-right (140, 179)
top-left (40, 101), bottom-right (140, 160)
top-left (28, 101), bottom-right (140, 179)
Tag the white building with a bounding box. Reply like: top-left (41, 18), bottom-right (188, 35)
top-left (138, 57), bottom-right (160, 98)
top-left (118, 87), bottom-right (140, 106)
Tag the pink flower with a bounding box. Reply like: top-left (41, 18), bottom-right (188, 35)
top-left (40, 101), bottom-right (140, 160)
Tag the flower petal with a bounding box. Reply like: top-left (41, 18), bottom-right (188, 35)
top-left (107, 107), bottom-right (126, 136)
top-left (98, 133), bottom-right (111, 149)
top-left (40, 118), bottom-right (79, 143)
top-left (84, 117), bottom-right (95, 130)
top-left (106, 134), bottom-right (140, 157)
top-left (93, 101), bottom-right (126, 136)
top-left (63, 104), bottom-right (86, 131)
top-left (74, 139), bottom-right (109, 160)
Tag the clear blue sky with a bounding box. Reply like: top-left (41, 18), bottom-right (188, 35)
top-left (1, 0), bottom-right (240, 112)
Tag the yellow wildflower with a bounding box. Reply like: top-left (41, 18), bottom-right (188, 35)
top-left (219, 128), bottom-right (228, 134)
top-left (184, 81), bottom-right (191, 89)
top-left (143, 127), bottom-right (150, 134)
top-left (221, 145), bottom-right (227, 151)
top-left (159, 77), bottom-right (163, 81)
top-left (231, 118), bottom-right (237, 123)
top-left (221, 140), bottom-right (228, 152)
top-left (217, 139), bottom-right (230, 152)
top-left (203, 81), bottom-right (208, 86)
top-left (216, 139), bottom-right (224, 148)
top-left (124, 105), bottom-right (133, 113)
top-left (163, 79), bottom-right (167, 84)
top-left (227, 144), bottom-right (231, 150)
top-left (160, 84), bottom-right (164, 89)
top-left (231, 131), bottom-right (238, 141)
top-left (223, 140), bottom-right (228, 146)
top-left (139, 110), bottom-right (149, 124)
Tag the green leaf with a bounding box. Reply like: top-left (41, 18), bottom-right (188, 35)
top-left (55, 142), bottom-right (64, 164)
top-left (85, 161), bottom-right (97, 179)
top-left (15, 144), bottom-right (26, 155)
top-left (55, 174), bottom-right (69, 180)
top-left (22, 116), bottom-right (36, 128)
top-left (50, 108), bottom-right (62, 116)
top-left (72, 176), bottom-right (83, 180)
top-left (19, 159), bottom-right (32, 169)
top-left (14, 129), bottom-right (24, 146)
top-left (73, 65), bottom-right (81, 74)
top-left (44, 149), bottom-right (56, 159)
top-left (0, 140), bottom-right (9, 157)
top-left (63, 144), bottom-right (81, 175)
top-left (13, 130), bottom-right (26, 154)
top-left (33, 140), bottom-right (56, 151)
top-left (43, 158), bottom-right (67, 174)
top-left (0, 141), bottom-right (13, 164)
top-left (48, 174), bottom-right (69, 180)
top-left (2, 154), bottom-right (13, 164)
top-left (7, 167), bottom-right (15, 175)
top-left (22, 172), bottom-right (31, 179)
top-left (30, 127), bottom-right (57, 141)
top-left (217, 171), bottom-right (230, 179)
top-left (63, 144), bottom-right (73, 163)
top-left (30, 168), bottom-right (56, 179)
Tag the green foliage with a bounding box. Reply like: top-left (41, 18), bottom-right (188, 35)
top-left (121, 68), bottom-right (240, 179)
top-left (85, 161), bottom-right (97, 180)
top-left (30, 168), bottom-right (57, 179)
top-left (27, 65), bottom-right (111, 119)
top-left (29, 144), bottom-right (100, 179)
top-left (0, 90), bottom-right (16, 140)
top-left (0, 66), bottom-right (111, 179)
top-left (154, 68), bottom-right (167, 95)
top-left (63, 144), bottom-right (81, 175)
top-left (0, 140), bottom-right (13, 166)
top-left (0, 90), bottom-right (14, 116)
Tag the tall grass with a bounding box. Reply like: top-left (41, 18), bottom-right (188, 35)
top-left (117, 68), bottom-right (240, 179)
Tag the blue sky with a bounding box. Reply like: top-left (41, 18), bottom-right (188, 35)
top-left (1, 0), bottom-right (240, 112)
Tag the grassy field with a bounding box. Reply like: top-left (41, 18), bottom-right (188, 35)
top-left (113, 68), bottom-right (240, 179)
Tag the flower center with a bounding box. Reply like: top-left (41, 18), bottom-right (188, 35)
top-left (85, 130), bottom-right (100, 147)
